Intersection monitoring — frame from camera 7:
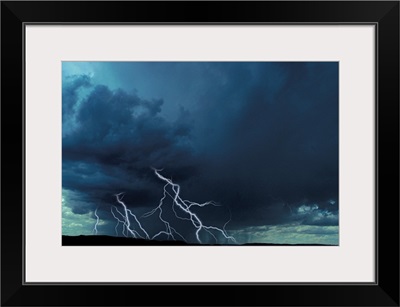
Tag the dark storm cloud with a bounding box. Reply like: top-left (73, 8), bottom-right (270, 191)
top-left (62, 62), bottom-right (338, 235)
top-left (62, 75), bottom-right (91, 120)
top-left (62, 76), bottom-right (198, 212)
top-left (172, 62), bottom-right (338, 228)
top-left (294, 204), bottom-right (339, 226)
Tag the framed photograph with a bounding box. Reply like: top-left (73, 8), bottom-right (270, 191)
top-left (1, 1), bottom-right (399, 306)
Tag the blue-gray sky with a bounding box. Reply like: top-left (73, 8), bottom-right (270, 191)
top-left (62, 62), bottom-right (338, 245)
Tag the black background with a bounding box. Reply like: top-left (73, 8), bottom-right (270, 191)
top-left (1, 1), bottom-right (399, 306)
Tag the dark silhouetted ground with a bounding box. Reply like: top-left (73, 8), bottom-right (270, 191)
top-left (62, 235), bottom-right (334, 246)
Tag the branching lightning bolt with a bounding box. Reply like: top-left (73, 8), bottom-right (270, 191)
top-left (142, 183), bottom-right (187, 242)
top-left (142, 168), bottom-right (236, 244)
top-left (111, 193), bottom-right (150, 240)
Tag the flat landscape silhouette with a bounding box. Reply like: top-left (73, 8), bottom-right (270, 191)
top-left (62, 235), bottom-right (334, 246)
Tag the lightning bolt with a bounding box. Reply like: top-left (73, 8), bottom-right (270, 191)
top-left (92, 207), bottom-right (99, 235)
top-left (110, 206), bottom-right (126, 237)
top-left (112, 193), bottom-right (150, 240)
top-left (142, 168), bottom-right (236, 244)
top-left (142, 183), bottom-right (187, 242)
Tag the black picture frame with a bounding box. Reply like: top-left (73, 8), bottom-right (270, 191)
top-left (1, 1), bottom-right (399, 306)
